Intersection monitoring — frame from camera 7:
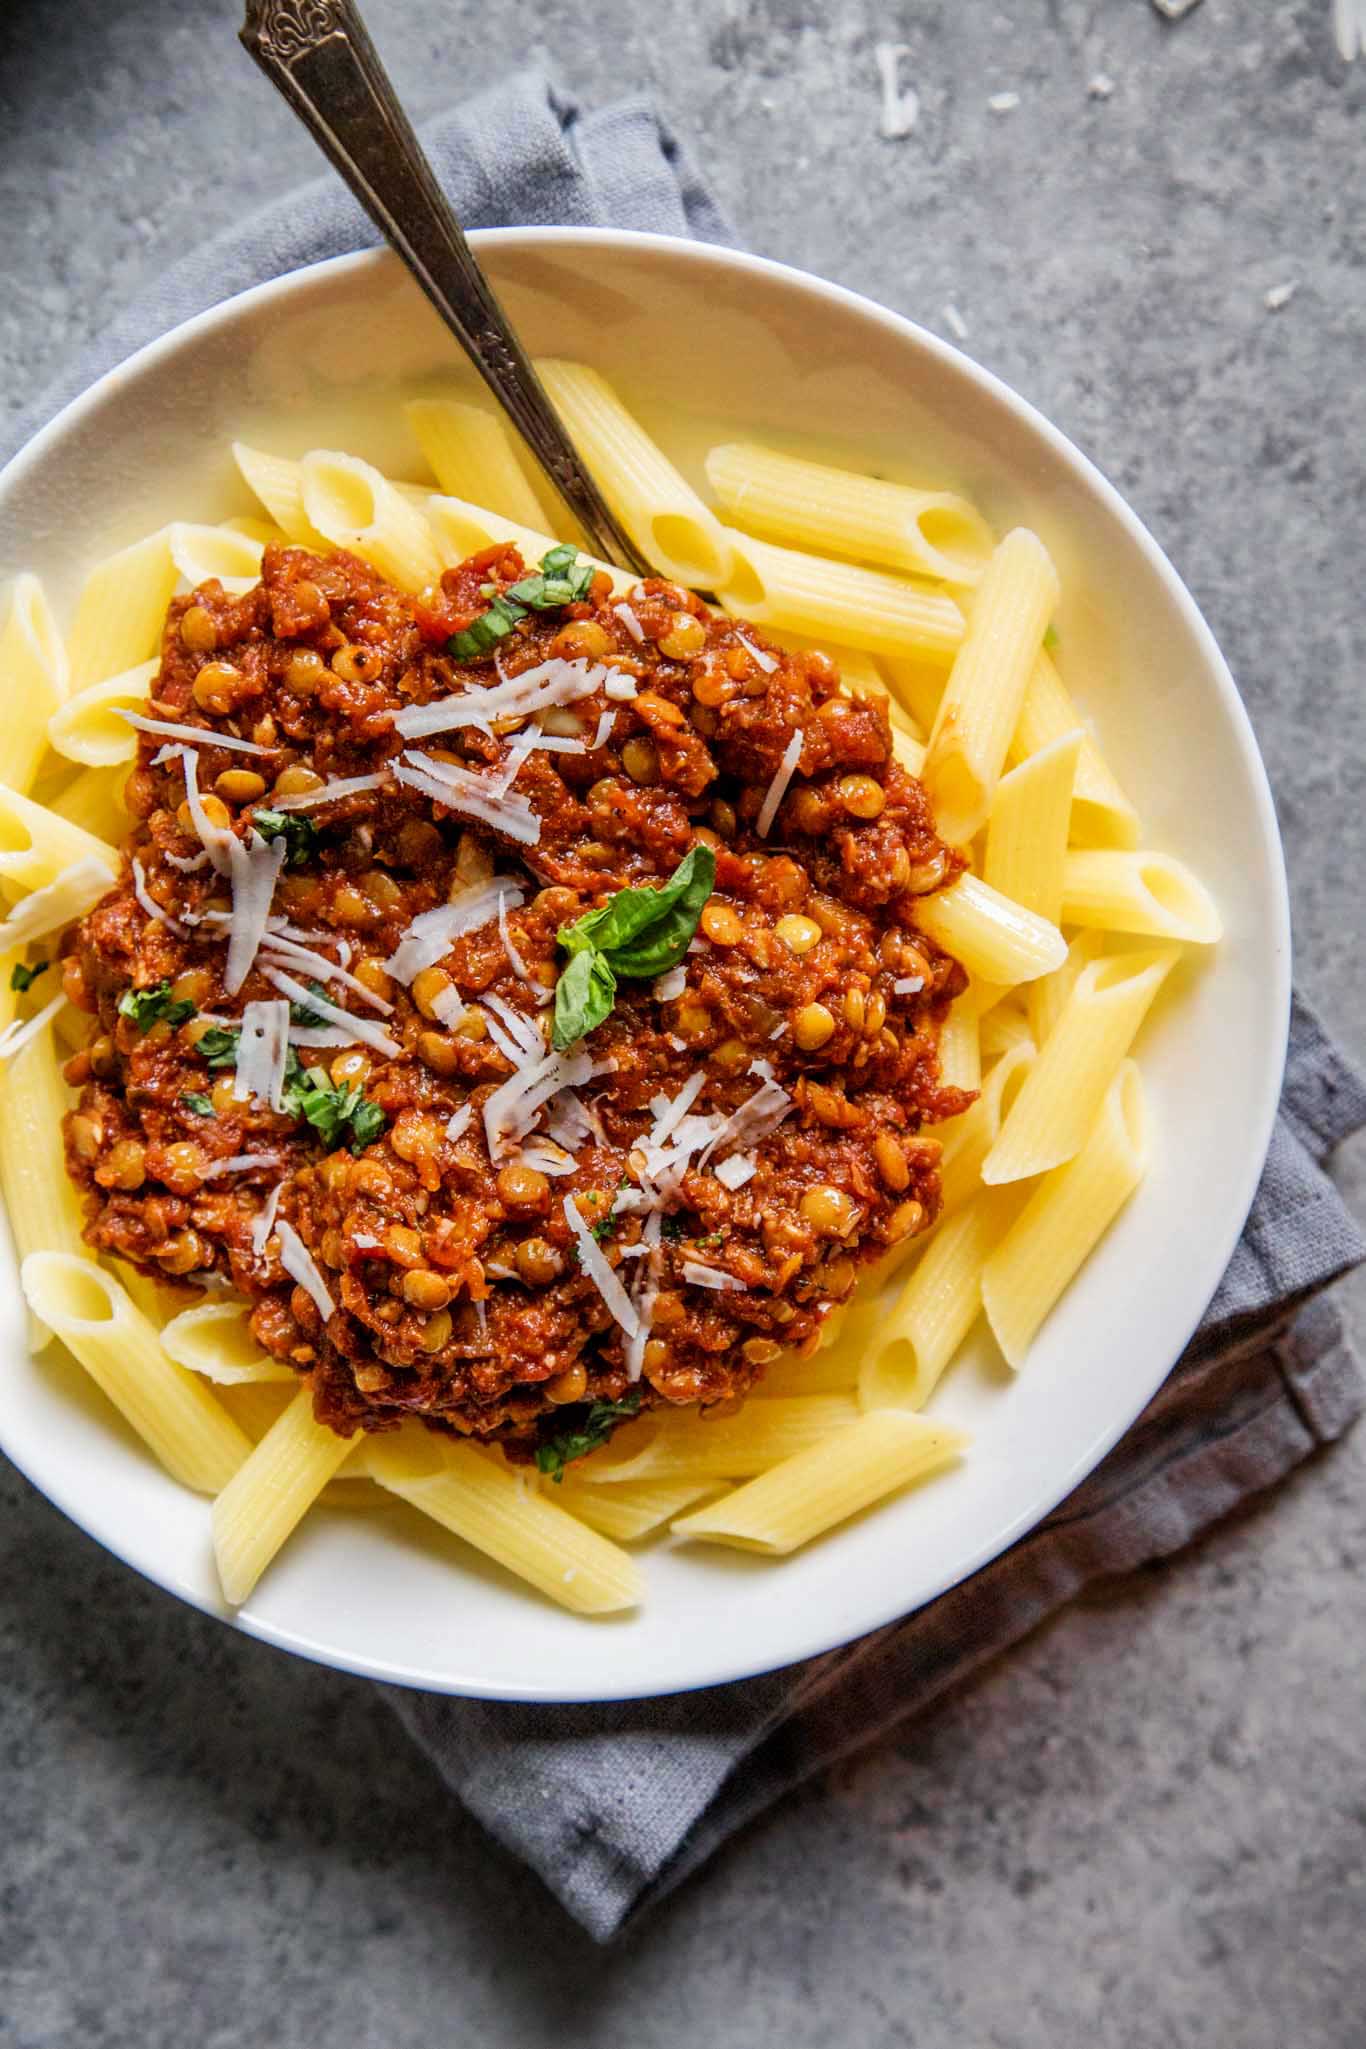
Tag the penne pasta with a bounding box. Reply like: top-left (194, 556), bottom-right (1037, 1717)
top-left (22, 1252), bottom-right (251, 1491)
top-left (0, 996), bottom-right (87, 1349)
top-left (759, 1337), bottom-right (863, 1398)
top-left (65, 530), bottom-right (177, 690)
top-left (859, 1185), bottom-right (1024, 1410)
top-left (114, 1264), bottom-right (195, 1330)
top-left (547, 1474), bottom-right (717, 1543)
top-left (982, 1061), bottom-right (1151, 1366)
top-left (574, 1395), bottom-right (861, 1484)
top-left (0, 785), bottom-right (121, 896)
top-left (979, 1000), bottom-right (1034, 1063)
top-left (705, 441), bottom-right (994, 585)
top-left (937, 996), bottom-right (981, 1092)
top-left (161, 1297), bottom-right (297, 1383)
top-left (913, 871), bottom-right (1067, 986)
top-left (719, 530), bottom-right (965, 662)
top-left (48, 659), bottom-right (159, 768)
top-left (982, 948), bottom-right (1177, 1184)
top-left (48, 764), bottom-right (128, 846)
top-left (404, 396), bottom-right (552, 530)
top-left (1025, 926), bottom-right (1108, 1048)
top-left (672, 1410), bottom-right (968, 1556)
top-left (367, 1430), bottom-right (642, 1614)
top-left (1060, 850), bottom-right (1223, 944)
top-left (424, 492), bottom-right (634, 595)
top-left (232, 442), bottom-right (330, 548)
top-left (882, 655), bottom-right (947, 736)
top-left (168, 521), bottom-right (266, 594)
top-left (536, 360), bottom-right (734, 588)
top-left (1010, 649), bottom-right (1141, 851)
top-left (922, 528), bottom-right (1060, 845)
top-left (983, 729), bottom-right (1083, 923)
top-left (299, 449), bottom-right (443, 593)
top-left (936, 1038), bottom-right (1039, 1217)
top-left (212, 1385), bottom-right (358, 1604)
top-left (0, 574), bottom-right (69, 795)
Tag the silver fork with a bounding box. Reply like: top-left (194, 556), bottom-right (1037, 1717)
top-left (239, 0), bottom-right (651, 577)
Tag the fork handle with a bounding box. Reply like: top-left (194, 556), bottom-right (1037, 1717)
top-left (239, 0), bottom-right (651, 576)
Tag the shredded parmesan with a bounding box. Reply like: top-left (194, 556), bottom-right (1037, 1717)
top-left (483, 1047), bottom-right (602, 1158)
top-left (395, 753), bottom-right (541, 847)
top-left (250, 1179), bottom-right (284, 1257)
top-left (276, 1219), bottom-right (336, 1322)
top-left (589, 710), bottom-right (618, 750)
top-left (0, 857), bottom-right (114, 953)
top-left (756, 729), bottom-right (804, 837)
top-left (0, 993), bottom-right (65, 1063)
top-left (702, 1076), bottom-right (793, 1163)
top-left (201, 1151), bottom-right (288, 1181)
top-left (714, 1153), bottom-right (756, 1191)
top-left (268, 771), bottom-right (391, 811)
top-left (224, 831), bottom-right (287, 996)
top-left (131, 855), bottom-right (191, 937)
top-left (232, 1000), bottom-right (292, 1110)
top-left (562, 1194), bottom-right (643, 1343)
top-left (261, 931), bottom-right (395, 1015)
top-left (497, 890), bottom-right (536, 988)
top-left (647, 1070), bottom-right (708, 1150)
top-left (682, 1261), bottom-right (745, 1290)
top-left (612, 602), bottom-right (645, 643)
top-left (165, 848), bottom-right (210, 874)
top-left (260, 965), bottom-right (402, 1058)
top-left (385, 879), bottom-right (521, 985)
top-left (735, 630), bottom-right (778, 674)
top-left (624, 1210), bottom-right (663, 1380)
top-left (893, 975), bottom-right (925, 995)
top-left (445, 1104), bottom-right (472, 1141)
top-left (604, 674), bottom-right (638, 701)
top-left (481, 990), bottom-right (544, 1064)
top-left (654, 966), bottom-right (687, 1002)
top-left (176, 748), bottom-right (234, 875)
top-left (516, 1140), bottom-right (578, 1177)
top-left (392, 655), bottom-right (607, 741)
top-left (120, 712), bottom-right (273, 757)
top-left (429, 985), bottom-right (467, 1029)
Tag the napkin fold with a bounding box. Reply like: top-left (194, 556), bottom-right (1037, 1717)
top-left (7, 68), bottom-right (1363, 1949)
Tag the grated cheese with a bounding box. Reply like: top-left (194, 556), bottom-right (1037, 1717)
top-left (563, 1194), bottom-right (643, 1344)
top-left (481, 989), bottom-right (544, 1064)
top-left (444, 1104), bottom-right (473, 1141)
top-left (604, 674), bottom-right (638, 701)
top-left (268, 771), bottom-right (391, 811)
top-left (429, 985), bottom-right (467, 1029)
top-left (701, 1076), bottom-right (793, 1163)
top-left (165, 848), bottom-right (210, 874)
top-left (682, 1261), bottom-right (745, 1291)
top-left (385, 879), bottom-right (522, 984)
top-left (516, 1140), bottom-right (578, 1177)
top-left (654, 966), bottom-right (688, 1002)
top-left (120, 712), bottom-right (273, 757)
top-left (250, 1179), bottom-right (284, 1258)
top-left (395, 753), bottom-right (541, 847)
top-left (224, 831), bottom-right (287, 996)
top-left (484, 1047), bottom-right (603, 1158)
top-left (589, 710), bottom-right (617, 750)
top-left (714, 1152), bottom-right (757, 1191)
top-left (131, 855), bottom-right (191, 937)
top-left (497, 890), bottom-right (537, 991)
top-left (612, 602), bottom-right (645, 643)
top-left (260, 965), bottom-right (402, 1058)
top-left (735, 630), bottom-right (778, 674)
top-left (201, 1151), bottom-right (288, 1181)
top-left (392, 655), bottom-right (608, 741)
top-left (260, 931), bottom-right (395, 1015)
top-left (276, 1218), bottom-right (336, 1322)
top-left (0, 992), bottom-right (66, 1064)
top-left (176, 747), bottom-right (234, 875)
top-left (893, 975), bottom-right (926, 995)
top-left (232, 999), bottom-right (292, 1110)
top-left (756, 728), bottom-right (804, 837)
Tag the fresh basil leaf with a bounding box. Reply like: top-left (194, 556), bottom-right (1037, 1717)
top-left (562, 845), bottom-right (717, 982)
top-left (347, 1096), bottom-right (388, 1153)
top-left (534, 1390), bottom-right (644, 1482)
top-left (252, 811), bottom-right (320, 869)
top-left (180, 1092), bottom-right (214, 1116)
top-left (281, 1062), bottom-right (386, 1152)
top-left (447, 592), bottom-right (527, 661)
top-left (9, 959), bottom-right (49, 993)
top-left (446, 547), bottom-right (596, 662)
top-left (195, 1024), bottom-right (241, 1070)
top-left (287, 979), bottom-right (331, 1028)
top-left (118, 980), bottom-right (196, 1033)
top-left (552, 945), bottom-right (617, 1051)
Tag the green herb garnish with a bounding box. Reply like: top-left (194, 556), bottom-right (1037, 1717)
top-left (9, 960), bottom-right (49, 993)
top-left (660, 1213), bottom-right (688, 1241)
top-left (447, 544), bottom-right (597, 661)
top-left (195, 1024), bottom-right (242, 1070)
top-left (281, 1064), bottom-right (387, 1154)
top-left (180, 1092), bottom-right (214, 1116)
top-left (287, 979), bottom-right (332, 1029)
top-left (534, 1390), bottom-right (644, 1482)
top-left (552, 844), bottom-right (717, 1050)
top-left (118, 980), bottom-right (196, 1034)
top-left (252, 810), bottom-right (321, 868)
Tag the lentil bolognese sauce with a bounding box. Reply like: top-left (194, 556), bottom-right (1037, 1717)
top-left (59, 540), bottom-right (972, 1466)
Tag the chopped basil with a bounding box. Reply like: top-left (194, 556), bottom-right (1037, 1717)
top-left (552, 844), bottom-right (716, 1050)
top-left (534, 1390), bottom-right (644, 1482)
top-left (287, 979), bottom-right (331, 1028)
top-left (194, 1023), bottom-right (242, 1070)
top-left (180, 1092), bottom-right (214, 1116)
top-left (447, 544), bottom-right (598, 661)
top-left (281, 1063), bottom-right (387, 1153)
top-left (118, 980), bottom-right (196, 1033)
top-left (252, 810), bottom-right (320, 868)
top-left (9, 959), bottom-right (49, 993)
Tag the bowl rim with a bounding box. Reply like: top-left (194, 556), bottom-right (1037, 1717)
top-left (0, 228), bottom-right (1291, 1701)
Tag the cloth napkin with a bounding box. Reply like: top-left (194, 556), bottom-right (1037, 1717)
top-left (6, 70), bottom-right (1364, 1947)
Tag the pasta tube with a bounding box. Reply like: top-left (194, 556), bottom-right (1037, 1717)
top-left (983, 729), bottom-right (1083, 923)
top-left (232, 443), bottom-right (330, 548)
top-left (212, 1385), bottom-right (358, 1603)
top-left (405, 396), bottom-right (551, 530)
top-left (1060, 851), bottom-right (1223, 944)
top-left (299, 450), bottom-right (443, 593)
top-left (937, 996), bottom-right (981, 1092)
top-left (48, 660), bottom-right (158, 767)
top-left (936, 1038), bottom-right (1039, 1216)
top-left (718, 530), bottom-right (965, 662)
top-left (161, 1298), bottom-right (297, 1383)
top-left (548, 1475), bottom-right (716, 1543)
top-left (536, 360), bottom-right (734, 588)
top-left (982, 1060), bottom-right (1151, 1366)
top-left (914, 872), bottom-right (1067, 986)
top-left (0, 786), bottom-right (120, 895)
top-left (922, 528), bottom-right (1060, 845)
top-left (982, 948), bottom-right (1177, 1183)
top-left (1025, 927), bottom-right (1108, 1048)
top-left (368, 1432), bottom-right (642, 1615)
top-left (672, 1411), bottom-right (967, 1555)
top-left (575, 1394), bottom-right (861, 1484)
top-left (705, 442), bottom-right (994, 584)
top-left (22, 1252), bottom-right (251, 1492)
top-left (168, 521), bottom-right (265, 593)
top-left (0, 1008), bottom-right (87, 1348)
top-left (0, 574), bottom-right (68, 795)
top-left (66, 530), bottom-right (177, 690)
top-left (859, 1185), bottom-right (1024, 1410)
top-left (1010, 650), bottom-right (1141, 850)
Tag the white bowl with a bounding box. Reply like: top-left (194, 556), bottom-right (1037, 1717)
top-left (0, 233), bottom-right (1289, 1701)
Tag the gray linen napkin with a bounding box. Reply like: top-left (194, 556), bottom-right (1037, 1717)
top-left (6, 70), bottom-right (1364, 1947)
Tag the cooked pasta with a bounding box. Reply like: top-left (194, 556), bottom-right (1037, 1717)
top-left (1060, 850), bottom-right (1223, 944)
top-left (936, 1039), bottom-right (1038, 1217)
top-left (984, 729), bottom-right (1083, 923)
top-left (212, 1385), bottom-right (358, 1603)
top-left (65, 530), bottom-right (178, 690)
top-left (937, 997), bottom-right (982, 1092)
top-left (233, 442), bottom-right (330, 547)
top-left (921, 528), bottom-right (1060, 846)
top-left (705, 441), bottom-right (994, 584)
top-left (0, 574), bottom-right (69, 795)
top-left (913, 871), bottom-right (1067, 986)
top-left (859, 1186), bottom-right (1025, 1410)
top-left (672, 1411), bottom-right (968, 1555)
top-left (405, 396), bottom-right (551, 530)
top-left (536, 361), bottom-right (734, 588)
top-left (982, 1061), bottom-right (1151, 1366)
top-left (367, 1430), bottom-right (642, 1614)
top-left (161, 1298), bottom-right (297, 1383)
top-left (21, 1252), bottom-right (251, 1492)
top-left (982, 948), bottom-right (1177, 1183)
top-left (0, 786), bottom-right (120, 894)
top-left (576, 1396), bottom-right (861, 1484)
top-left (298, 449), bottom-right (444, 593)
top-left (719, 529), bottom-right (965, 662)
top-left (1025, 926), bottom-right (1108, 1048)
top-left (48, 660), bottom-right (159, 768)
top-left (548, 1474), bottom-right (717, 1543)
top-left (979, 999), bottom-right (1034, 1063)
top-left (46, 765), bottom-right (127, 847)
top-left (168, 521), bottom-right (266, 594)
top-left (0, 1007), bottom-right (87, 1349)
top-left (424, 492), bottom-right (633, 595)
top-left (1010, 650), bottom-right (1141, 851)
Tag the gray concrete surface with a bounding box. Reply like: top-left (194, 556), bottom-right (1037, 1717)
top-left (2, 1), bottom-right (1364, 2043)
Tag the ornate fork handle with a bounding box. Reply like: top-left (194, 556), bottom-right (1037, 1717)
top-left (240, 0), bottom-right (650, 575)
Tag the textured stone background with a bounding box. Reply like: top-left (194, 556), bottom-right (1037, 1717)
top-left (1, 2), bottom-right (1363, 2043)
